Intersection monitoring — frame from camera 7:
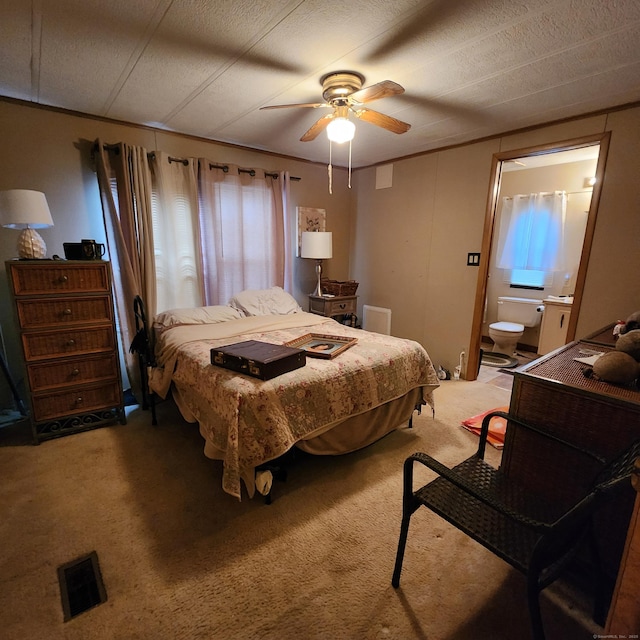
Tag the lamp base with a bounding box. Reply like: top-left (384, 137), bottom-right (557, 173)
top-left (312, 260), bottom-right (323, 297)
top-left (17, 228), bottom-right (47, 259)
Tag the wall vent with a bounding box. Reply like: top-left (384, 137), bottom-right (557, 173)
top-left (362, 305), bottom-right (392, 335)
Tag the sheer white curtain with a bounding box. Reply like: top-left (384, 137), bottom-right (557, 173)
top-left (497, 191), bottom-right (567, 271)
top-left (94, 140), bottom-right (155, 393)
top-left (97, 147), bottom-right (290, 317)
top-left (149, 152), bottom-right (204, 312)
top-left (198, 162), bottom-right (285, 304)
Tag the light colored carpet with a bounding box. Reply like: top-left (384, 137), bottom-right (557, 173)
top-left (0, 380), bottom-right (601, 639)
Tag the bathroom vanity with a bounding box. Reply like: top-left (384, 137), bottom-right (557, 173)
top-left (537, 297), bottom-right (572, 355)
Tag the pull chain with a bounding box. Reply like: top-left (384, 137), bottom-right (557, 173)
top-left (328, 139), bottom-right (333, 195)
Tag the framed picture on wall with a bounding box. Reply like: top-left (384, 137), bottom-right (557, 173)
top-left (297, 207), bottom-right (326, 256)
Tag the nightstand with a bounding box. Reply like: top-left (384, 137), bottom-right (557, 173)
top-left (309, 295), bottom-right (357, 318)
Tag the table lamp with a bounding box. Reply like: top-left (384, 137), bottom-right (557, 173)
top-left (301, 231), bottom-right (332, 296)
top-left (0, 189), bottom-right (54, 259)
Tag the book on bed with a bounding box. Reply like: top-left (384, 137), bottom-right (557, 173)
top-left (210, 340), bottom-right (306, 380)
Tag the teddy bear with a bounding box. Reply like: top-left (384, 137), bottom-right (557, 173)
top-left (619, 310), bottom-right (640, 334)
top-left (588, 328), bottom-right (640, 385)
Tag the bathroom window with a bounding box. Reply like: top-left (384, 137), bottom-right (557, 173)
top-left (505, 269), bottom-right (554, 288)
top-left (496, 191), bottom-right (567, 288)
top-left (510, 269), bottom-right (545, 287)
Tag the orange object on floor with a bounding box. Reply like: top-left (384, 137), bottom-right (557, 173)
top-left (461, 406), bottom-right (509, 449)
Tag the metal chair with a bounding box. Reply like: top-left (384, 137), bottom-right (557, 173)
top-left (129, 295), bottom-right (157, 425)
top-left (391, 410), bottom-right (640, 640)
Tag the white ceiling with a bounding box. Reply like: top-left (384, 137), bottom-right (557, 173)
top-left (2, 0), bottom-right (639, 168)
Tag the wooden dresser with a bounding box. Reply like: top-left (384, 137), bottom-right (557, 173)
top-left (504, 340), bottom-right (640, 609)
top-left (6, 260), bottom-right (125, 443)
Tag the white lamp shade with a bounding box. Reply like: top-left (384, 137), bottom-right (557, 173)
top-left (301, 231), bottom-right (332, 259)
top-left (0, 189), bottom-right (53, 229)
top-left (326, 117), bottom-right (355, 143)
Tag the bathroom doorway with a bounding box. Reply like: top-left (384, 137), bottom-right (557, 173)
top-left (466, 132), bottom-right (611, 380)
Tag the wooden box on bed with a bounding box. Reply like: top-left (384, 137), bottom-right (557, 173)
top-left (210, 339), bottom-right (306, 380)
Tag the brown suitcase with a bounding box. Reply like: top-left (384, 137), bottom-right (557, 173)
top-left (210, 340), bottom-right (306, 380)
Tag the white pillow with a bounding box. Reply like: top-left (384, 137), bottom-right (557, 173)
top-left (228, 286), bottom-right (302, 316)
top-left (154, 305), bottom-right (244, 329)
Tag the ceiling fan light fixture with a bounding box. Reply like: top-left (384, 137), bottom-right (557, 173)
top-left (326, 117), bottom-right (355, 143)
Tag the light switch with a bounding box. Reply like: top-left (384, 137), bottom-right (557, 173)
top-left (467, 253), bottom-right (480, 266)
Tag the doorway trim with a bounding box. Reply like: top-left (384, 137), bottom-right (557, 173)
top-left (466, 131), bottom-right (611, 381)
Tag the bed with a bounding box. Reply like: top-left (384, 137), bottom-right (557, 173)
top-left (147, 287), bottom-right (439, 500)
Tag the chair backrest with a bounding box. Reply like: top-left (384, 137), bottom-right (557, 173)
top-left (534, 439), bottom-right (640, 563)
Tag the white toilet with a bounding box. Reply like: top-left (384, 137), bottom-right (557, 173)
top-left (488, 296), bottom-right (545, 355)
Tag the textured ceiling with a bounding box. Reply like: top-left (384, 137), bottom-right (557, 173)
top-left (1, 0), bottom-right (639, 168)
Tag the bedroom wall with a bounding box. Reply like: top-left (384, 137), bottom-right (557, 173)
top-left (0, 99), bottom-right (350, 404)
top-left (350, 106), bottom-right (640, 375)
top-left (1, 98), bottom-right (639, 403)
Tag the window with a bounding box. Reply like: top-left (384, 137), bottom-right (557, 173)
top-left (496, 191), bottom-right (567, 288)
top-left (509, 269), bottom-right (545, 287)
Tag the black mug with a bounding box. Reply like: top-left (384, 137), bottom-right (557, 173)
top-left (81, 239), bottom-right (106, 260)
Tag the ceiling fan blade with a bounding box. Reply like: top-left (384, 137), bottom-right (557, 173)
top-left (349, 80), bottom-right (405, 104)
top-left (300, 114), bottom-right (334, 142)
top-left (260, 102), bottom-right (328, 110)
top-left (353, 107), bottom-right (411, 134)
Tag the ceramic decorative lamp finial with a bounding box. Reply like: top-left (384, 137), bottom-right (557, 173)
top-left (0, 190), bottom-right (54, 259)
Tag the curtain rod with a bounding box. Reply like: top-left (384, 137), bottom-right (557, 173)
top-left (503, 190), bottom-right (592, 200)
top-left (96, 144), bottom-right (301, 181)
top-left (207, 162), bottom-right (301, 181)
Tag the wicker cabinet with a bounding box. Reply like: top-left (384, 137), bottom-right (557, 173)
top-left (504, 340), bottom-right (640, 608)
top-left (6, 260), bottom-right (125, 442)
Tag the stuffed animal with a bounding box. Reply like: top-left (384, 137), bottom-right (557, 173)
top-left (616, 329), bottom-right (640, 360)
top-left (585, 328), bottom-right (640, 386)
top-left (619, 310), bottom-right (640, 334)
top-left (592, 351), bottom-right (640, 385)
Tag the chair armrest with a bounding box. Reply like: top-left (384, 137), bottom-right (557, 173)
top-left (406, 451), bottom-right (554, 531)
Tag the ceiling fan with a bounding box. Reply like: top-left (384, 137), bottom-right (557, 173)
top-left (260, 71), bottom-right (411, 142)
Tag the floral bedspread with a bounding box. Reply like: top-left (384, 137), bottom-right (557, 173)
top-left (149, 312), bottom-right (439, 499)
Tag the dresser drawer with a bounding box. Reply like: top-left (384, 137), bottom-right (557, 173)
top-left (16, 295), bottom-right (113, 329)
top-left (22, 326), bottom-right (116, 361)
top-left (8, 262), bottom-right (110, 296)
top-left (325, 298), bottom-right (356, 316)
top-left (32, 381), bottom-right (123, 422)
top-left (28, 354), bottom-right (118, 392)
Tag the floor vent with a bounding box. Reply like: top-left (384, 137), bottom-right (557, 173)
top-left (58, 551), bottom-right (107, 621)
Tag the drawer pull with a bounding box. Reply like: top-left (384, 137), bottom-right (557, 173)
top-left (59, 275), bottom-right (69, 283)
top-left (75, 397), bottom-right (83, 405)
top-left (339, 303), bottom-right (346, 309)
top-left (66, 339), bottom-right (76, 346)
top-left (63, 308), bottom-right (72, 315)
top-left (71, 368), bottom-right (80, 376)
